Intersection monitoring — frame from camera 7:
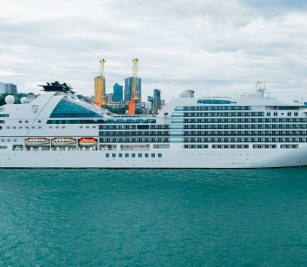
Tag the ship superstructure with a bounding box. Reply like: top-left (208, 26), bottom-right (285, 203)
top-left (0, 82), bottom-right (307, 168)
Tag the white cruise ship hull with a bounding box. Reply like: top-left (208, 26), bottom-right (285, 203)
top-left (1, 146), bottom-right (307, 168)
top-left (1, 83), bottom-right (307, 169)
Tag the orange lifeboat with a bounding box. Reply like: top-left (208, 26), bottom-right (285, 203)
top-left (79, 138), bottom-right (97, 147)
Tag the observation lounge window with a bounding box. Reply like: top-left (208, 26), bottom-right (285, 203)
top-left (50, 99), bottom-right (102, 118)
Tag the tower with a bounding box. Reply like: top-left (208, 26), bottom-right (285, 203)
top-left (153, 89), bottom-right (161, 112)
top-left (113, 83), bottom-right (123, 102)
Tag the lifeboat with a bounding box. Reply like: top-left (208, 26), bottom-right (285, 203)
top-left (26, 138), bottom-right (50, 147)
top-left (79, 138), bottom-right (97, 147)
top-left (52, 138), bottom-right (77, 147)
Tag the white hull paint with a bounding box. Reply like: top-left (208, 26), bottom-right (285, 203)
top-left (1, 146), bottom-right (307, 168)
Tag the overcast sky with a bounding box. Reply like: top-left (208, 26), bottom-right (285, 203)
top-left (1, 0), bottom-right (307, 101)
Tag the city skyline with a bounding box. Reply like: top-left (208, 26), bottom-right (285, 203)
top-left (1, 1), bottom-right (307, 101)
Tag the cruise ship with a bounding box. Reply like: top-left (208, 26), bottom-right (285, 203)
top-left (0, 81), bottom-right (306, 168)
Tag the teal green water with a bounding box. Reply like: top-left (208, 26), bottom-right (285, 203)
top-left (0, 168), bottom-right (306, 266)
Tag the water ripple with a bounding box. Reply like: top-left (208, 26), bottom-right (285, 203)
top-left (0, 168), bottom-right (306, 266)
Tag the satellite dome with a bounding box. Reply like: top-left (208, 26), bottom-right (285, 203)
top-left (5, 95), bottom-right (15, 104)
top-left (20, 97), bottom-right (29, 104)
top-left (27, 93), bottom-right (35, 101)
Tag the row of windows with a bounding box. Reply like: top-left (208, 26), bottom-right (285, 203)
top-left (99, 131), bottom-right (169, 136)
top-left (183, 130), bottom-right (307, 136)
top-left (182, 118), bottom-right (307, 124)
top-left (213, 144), bottom-right (250, 149)
top-left (103, 119), bottom-right (156, 124)
top-left (184, 145), bottom-right (209, 149)
top-left (253, 145), bottom-right (277, 149)
top-left (2, 126), bottom-right (43, 130)
top-left (105, 153), bottom-right (162, 158)
top-left (179, 106), bottom-right (251, 111)
top-left (1, 120), bottom-right (42, 124)
top-left (184, 124), bottom-right (307, 129)
top-left (99, 138), bottom-right (169, 143)
top-left (184, 138), bottom-right (307, 143)
top-left (281, 144), bottom-right (299, 149)
top-left (183, 144), bottom-right (299, 149)
top-left (52, 126), bottom-right (97, 129)
top-left (183, 112), bottom-right (264, 117)
top-left (0, 125), bottom-right (98, 130)
top-left (1, 139), bottom-right (18, 142)
top-left (47, 120), bottom-right (104, 124)
top-left (270, 106), bottom-right (300, 110)
top-left (267, 112), bottom-right (298, 116)
top-left (99, 124), bottom-right (169, 130)
top-left (0, 114), bottom-right (9, 117)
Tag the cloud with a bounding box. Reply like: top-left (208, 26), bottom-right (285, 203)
top-left (0, 0), bottom-right (307, 101)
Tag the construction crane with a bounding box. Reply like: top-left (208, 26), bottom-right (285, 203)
top-left (128, 58), bottom-right (139, 115)
top-left (100, 59), bottom-right (106, 107)
top-left (94, 59), bottom-right (106, 107)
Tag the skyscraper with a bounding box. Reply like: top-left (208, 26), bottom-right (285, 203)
top-left (4, 83), bottom-right (18, 95)
top-left (124, 77), bottom-right (141, 102)
top-left (0, 82), bottom-right (4, 94)
top-left (153, 89), bottom-right (161, 112)
top-left (113, 83), bottom-right (123, 102)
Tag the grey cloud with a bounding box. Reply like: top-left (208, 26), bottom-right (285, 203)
top-left (0, 0), bottom-right (307, 102)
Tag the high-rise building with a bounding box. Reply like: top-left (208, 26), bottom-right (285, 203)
top-left (113, 83), bottom-right (123, 102)
top-left (124, 77), bottom-right (141, 102)
top-left (4, 83), bottom-right (18, 95)
top-left (106, 93), bottom-right (113, 103)
top-left (0, 82), bottom-right (5, 94)
top-left (153, 89), bottom-right (161, 112)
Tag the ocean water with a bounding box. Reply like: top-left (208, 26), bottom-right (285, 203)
top-left (0, 168), bottom-right (306, 266)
